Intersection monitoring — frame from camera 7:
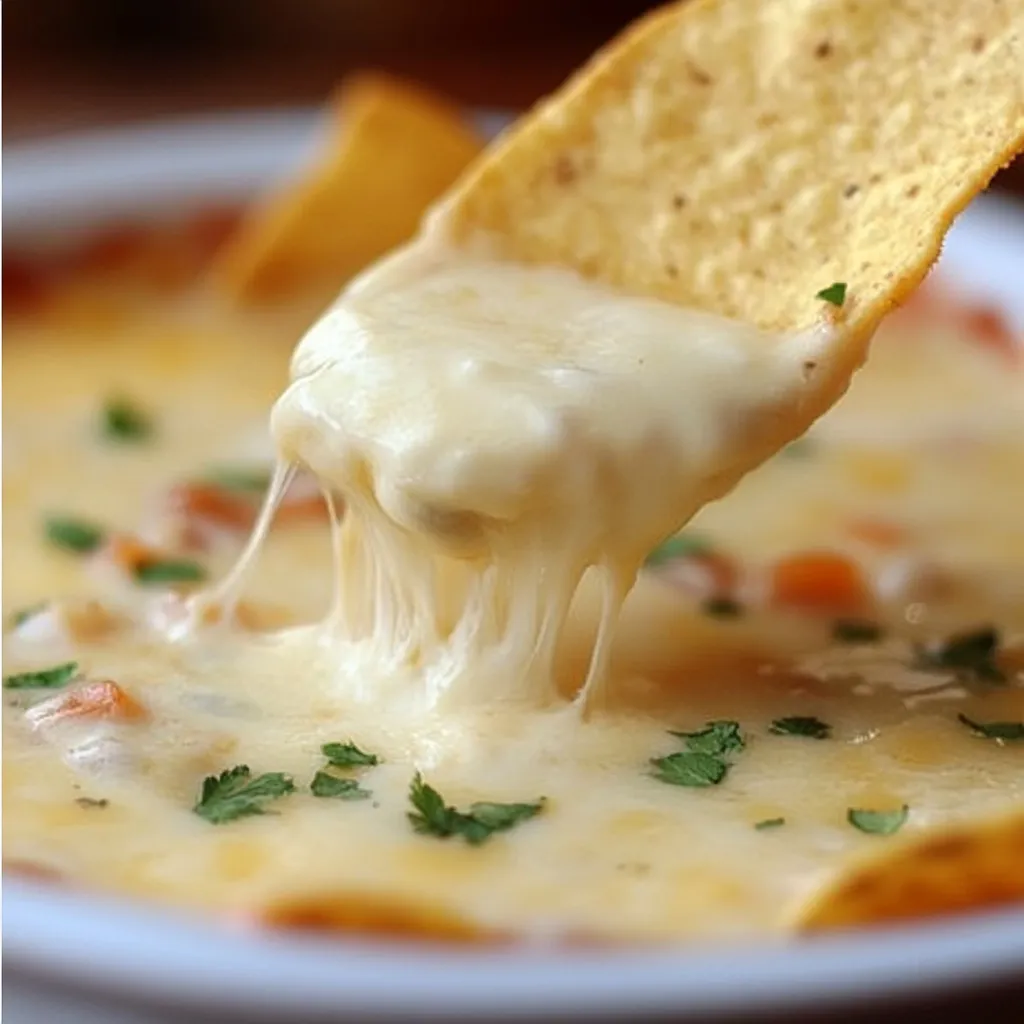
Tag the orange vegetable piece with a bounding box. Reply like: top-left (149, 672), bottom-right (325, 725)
top-left (769, 550), bottom-right (871, 612)
top-left (961, 305), bottom-right (1018, 360)
top-left (167, 482), bottom-right (257, 532)
top-left (847, 517), bottom-right (908, 549)
top-left (34, 680), bottom-right (146, 724)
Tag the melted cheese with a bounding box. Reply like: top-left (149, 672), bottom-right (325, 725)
top-left (269, 241), bottom-right (829, 711)
top-left (4, 266), bottom-right (1023, 944)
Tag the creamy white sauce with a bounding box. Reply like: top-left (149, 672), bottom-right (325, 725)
top-left (267, 238), bottom-right (831, 712)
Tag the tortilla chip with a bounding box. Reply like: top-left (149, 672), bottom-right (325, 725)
top-left (795, 812), bottom-right (1024, 930)
top-left (440, 0), bottom-right (1023, 344)
top-left (213, 73), bottom-right (484, 304)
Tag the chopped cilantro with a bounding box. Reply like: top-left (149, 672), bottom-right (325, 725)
top-left (321, 741), bottom-right (380, 768)
top-left (192, 765), bottom-right (295, 824)
top-left (644, 532), bottom-right (713, 567)
top-left (311, 770), bottom-right (371, 800)
top-left (3, 661), bottom-right (78, 690)
top-left (702, 596), bottom-right (743, 618)
top-left (650, 751), bottom-right (728, 787)
top-left (755, 817), bottom-right (786, 830)
top-left (205, 465), bottom-right (272, 493)
top-left (914, 628), bottom-right (1004, 683)
top-left (669, 720), bottom-right (745, 756)
top-left (770, 716), bottom-right (832, 740)
top-left (44, 515), bottom-right (106, 554)
top-left (134, 558), bottom-right (207, 586)
top-left (957, 713), bottom-right (1024, 742)
top-left (407, 773), bottom-right (544, 845)
top-left (816, 281), bottom-right (847, 307)
top-left (102, 397), bottom-right (153, 442)
top-left (832, 618), bottom-right (884, 644)
top-left (847, 806), bottom-right (908, 836)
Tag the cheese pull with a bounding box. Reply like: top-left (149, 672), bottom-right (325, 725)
top-left (268, 0), bottom-right (1022, 713)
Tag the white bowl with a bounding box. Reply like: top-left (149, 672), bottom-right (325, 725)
top-left (4, 113), bottom-right (1024, 1023)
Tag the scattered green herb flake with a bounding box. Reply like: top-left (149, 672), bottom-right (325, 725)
top-left (407, 773), bottom-right (544, 845)
top-left (193, 765), bottom-right (295, 824)
top-left (914, 628), bottom-right (1005, 683)
top-left (321, 741), bottom-right (380, 768)
top-left (75, 797), bottom-right (109, 809)
top-left (650, 751), bottom-right (728, 788)
top-left (832, 618), bottom-right (884, 644)
top-left (644, 533), bottom-right (713, 567)
top-left (9, 602), bottom-right (47, 628)
top-left (702, 596), bottom-right (744, 619)
top-left (816, 281), bottom-right (847, 307)
top-left (133, 558), bottom-right (207, 586)
top-left (755, 817), bottom-right (786, 830)
top-left (44, 515), bottom-right (106, 554)
top-left (3, 661), bottom-right (79, 690)
top-left (311, 770), bottom-right (371, 800)
top-left (205, 465), bottom-right (273, 493)
top-left (770, 716), bottom-right (832, 740)
top-left (847, 805), bottom-right (909, 836)
top-left (102, 397), bottom-right (153, 442)
top-left (670, 720), bottom-right (745, 757)
top-left (957, 713), bottom-right (1024, 742)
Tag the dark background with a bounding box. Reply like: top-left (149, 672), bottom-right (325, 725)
top-left (4, 0), bottom-right (1022, 199)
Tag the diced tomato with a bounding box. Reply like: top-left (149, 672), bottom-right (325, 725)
top-left (167, 482), bottom-right (257, 533)
top-left (846, 517), bottom-right (908, 549)
top-left (960, 305), bottom-right (1019, 361)
top-left (276, 492), bottom-right (332, 525)
top-left (32, 680), bottom-right (146, 725)
top-left (768, 550), bottom-right (871, 612)
top-left (100, 533), bottom-right (161, 573)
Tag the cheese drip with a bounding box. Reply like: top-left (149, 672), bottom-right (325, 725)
top-left (265, 240), bottom-right (828, 711)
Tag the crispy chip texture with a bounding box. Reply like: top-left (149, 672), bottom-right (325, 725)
top-left (440, 0), bottom-right (1023, 344)
top-left (213, 73), bottom-right (484, 303)
top-left (796, 812), bottom-right (1024, 930)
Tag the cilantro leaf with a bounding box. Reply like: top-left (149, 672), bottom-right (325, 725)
top-left (3, 661), bottom-right (79, 690)
top-left (914, 628), bottom-right (1004, 683)
top-left (669, 720), bottom-right (745, 756)
top-left (650, 751), bottom-right (728, 787)
top-left (205, 465), bottom-right (272, 493)
top-left (407, 773), bottom-right (544, 845)
top-left (102, 397), bottom-right (153, 442)
top-left (957, 713), bottom-right (1024, 742)
top-left (702, 596), bottom-right (744, 618)
top-left (45, 515), bottom-right (106, 554)
top-left (832, 618), bottom-right (883, 644)
top-left (321, 741), bottom-right (380, 768)
top-left (816, 282), bottom-right (847, 307)
top-left (754, 817), bottom-right (786, 830)
top-left (644, 532), bottom-right (713, 567)
top-left (311, 770), bottom-right (371, 800)
top-left (467, 801), bottom-right (545, 831)
top-left (193, 765), bottom-right (295, 824)
top-left (770, 716), bottom-right (832, 740)
top-left (847, 805), bottom-right (909, 836)
top-left (134, 558), bottom-right (207, 586)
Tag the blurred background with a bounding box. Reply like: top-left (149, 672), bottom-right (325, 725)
top-left (4, 0), bottom-right (1021, 197)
